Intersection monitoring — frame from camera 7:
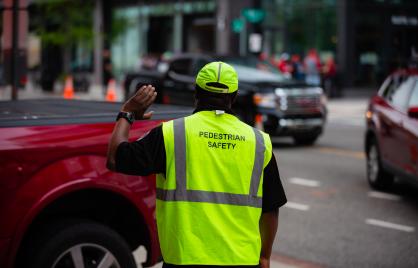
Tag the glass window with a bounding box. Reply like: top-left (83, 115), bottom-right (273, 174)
top-left (384, 74), bottom-right (405, 100)
top-left (409, 79), bottom-right (418, 107)
top-left (380, 77), bottom-right (393, 98)
top-left (389, 77), bottom-right (415, 110)
top-left (170, 59), bottom-right (192, 75)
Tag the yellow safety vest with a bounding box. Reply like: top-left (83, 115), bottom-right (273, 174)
top-left (156, 111), bottom-right (272, 265)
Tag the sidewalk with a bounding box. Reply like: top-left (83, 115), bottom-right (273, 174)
top-left (338, 87), bottom-right (375, 99)
top-left (0, 83), bottom-right (125, 102)
top-left (0, 84), bottom-right (374, 103)
top-left (325, 87), bottom-right (373, 126)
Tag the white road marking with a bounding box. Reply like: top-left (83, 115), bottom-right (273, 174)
top-left (365, 218), bottom-right (415, 232)
top-left (368, 191), bottom-right (402, 201)
top-left (284, 202), bottom-right (310, 211)
top-left (288, 177), bottom-right (320, 187)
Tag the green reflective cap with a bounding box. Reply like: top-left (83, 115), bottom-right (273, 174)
top-left (196, 61), bottom-right (238, 93)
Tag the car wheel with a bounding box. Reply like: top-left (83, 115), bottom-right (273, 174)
top-left (21, 220), bottom-right (136, 268)
top-left (367, 140), bottom-right (394, 190)
top-left (292, 133), bottom-right (320, 146)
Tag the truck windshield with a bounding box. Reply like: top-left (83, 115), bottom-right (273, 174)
top-left (231, 64), bottom-right (286, 83)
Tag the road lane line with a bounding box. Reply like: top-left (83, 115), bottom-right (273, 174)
top-left (270, 261), bottom-right (297, 268)
top-left (365, 218), bottom-right (415, 232)
top-left (317, 147), bottom-right (365, 159)
top-left (270, 253), bottom-right (324, 268)
top-left (289, 177), bottom-right (320, 187)
top-left (284, 202), bottom-right (310, 211)
top-left (368, 191), bottom-right (402, 201)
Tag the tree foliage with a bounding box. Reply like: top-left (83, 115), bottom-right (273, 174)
top-left (30, 0), bottom-right (94, 46)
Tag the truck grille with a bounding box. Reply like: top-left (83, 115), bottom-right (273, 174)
top-left (280, 95), bottom-right (321, 115)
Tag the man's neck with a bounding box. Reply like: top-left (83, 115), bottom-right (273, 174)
top-left (194, 101), bottom-right (234, 115)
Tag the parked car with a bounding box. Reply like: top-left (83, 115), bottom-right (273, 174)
top-left (124, 54), bottom-right (327, 145)
top-left (0, 99), bottom-right (192, 268)
top-left (365, 69), bottom-right (418, 189)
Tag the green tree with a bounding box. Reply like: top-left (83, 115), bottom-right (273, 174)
top-left (30, 0), bottom-right (128, 76)
top-left (31, 0), bottom-right (94, 46)
top-left (30, 0), bottom-right (94, 74)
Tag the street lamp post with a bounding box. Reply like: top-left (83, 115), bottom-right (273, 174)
top-left (10, 0), bottom-right (19, 100)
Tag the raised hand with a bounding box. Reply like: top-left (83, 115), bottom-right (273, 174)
top-left (121, 85), bottom-right (157, 120)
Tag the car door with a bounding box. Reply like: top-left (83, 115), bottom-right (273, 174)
top-left (403, 77), bottom-right (418, 178)
top-left (384, 76), bottom-right (416, 172)
top-left (375, 74), bottom-right (404, 163)
top-left (163, 58), bottom-right (195, 106)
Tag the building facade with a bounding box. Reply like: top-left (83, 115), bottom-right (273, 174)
top-left (2, 0), bottom-right (417, 90)
top-left (110, 0), bottom-right (256, 77)
top-left (337, 0), bottom-right (418, 86)
top-left (111, 0), bottom-right (418, 86)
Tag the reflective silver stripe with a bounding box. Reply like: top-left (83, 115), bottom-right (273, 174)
top-left (217, 62), bottom-right (222, 82)
top-left (167, 118), bottom-right (265, 208)
top-left (249, 128), bottom-right (266, 197)
top-left (173, 118), bottom-right (187, 197)
top-left (157, 188), bottom-right (262, 208)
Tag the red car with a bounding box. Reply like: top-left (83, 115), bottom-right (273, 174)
top-left (365, 69), bottom-right (418, 190)
top-left (0, 100), bottom-right (190, 268)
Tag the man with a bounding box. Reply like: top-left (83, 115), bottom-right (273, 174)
top-left (107, 62), bottom-right (287, 267)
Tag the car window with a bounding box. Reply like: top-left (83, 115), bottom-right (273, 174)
top-left (409, 79), bottom-right (418, 107)
top-left (386, 76), bottom-right (414, 110)
top-left (383, 75), bottom-right (404, 99)
top-left (379, 77), bottom-right (392, 97)
top-left (170, 59), bottom-right (192, 76)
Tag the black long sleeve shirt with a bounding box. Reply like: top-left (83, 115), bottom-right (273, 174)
top-left (115, 122), bottom-right (287, 213)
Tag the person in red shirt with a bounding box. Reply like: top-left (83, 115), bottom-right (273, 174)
top-left (322, 56), bottom-right (338, 97)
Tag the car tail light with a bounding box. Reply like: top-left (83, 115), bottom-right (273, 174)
top-left (407, 107), bottom-right (418, 119)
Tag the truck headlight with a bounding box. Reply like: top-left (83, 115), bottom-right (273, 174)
top-left (253, 93), bottom-right (277, 108)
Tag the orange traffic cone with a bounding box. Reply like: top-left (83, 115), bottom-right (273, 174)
top-left (105, 79), bottom-right (117, 102)
top-left (63, 76), bottom-right (74, 99)
top-left (254, 114), bottom-right (264, 131)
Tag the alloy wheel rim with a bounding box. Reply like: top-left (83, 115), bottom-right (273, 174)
top-left (368, 145), bottom-right (379, 183)
top-left (52, 243), bottom-right (121, 268)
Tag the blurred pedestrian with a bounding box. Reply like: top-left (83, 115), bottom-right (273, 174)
top-left (257, 52), bottom-right (271, 71)
top-left (304, 49), bottom-right (321, 86)
top-left (278, 53), bottom-right (293, 77)
top-left (290, 54), bottom-right (304, 81)
top-left (107, 62), bottom-right (287, 268)
top-left (103, 49), bottom-right (113, 94)
top-left (322, 55), bottom-right (337, 97)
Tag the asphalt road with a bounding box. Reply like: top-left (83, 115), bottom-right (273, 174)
top-left (137, 99), bottom-right (418, 268)
top-left (272, 102), bottom-right (418, 268)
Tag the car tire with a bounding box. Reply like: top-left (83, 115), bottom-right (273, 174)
top-left (367, 139), bottom-right (394, 190)
top-left (20, 220), bottom-right (136, 268)
top-left (292, 133), bottom-right (320, 146)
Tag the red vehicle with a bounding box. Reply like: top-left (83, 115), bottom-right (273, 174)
top-left (0, 100), bottom-right (190, 268)
top-left (365, 69), bottom-right (418, 190)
